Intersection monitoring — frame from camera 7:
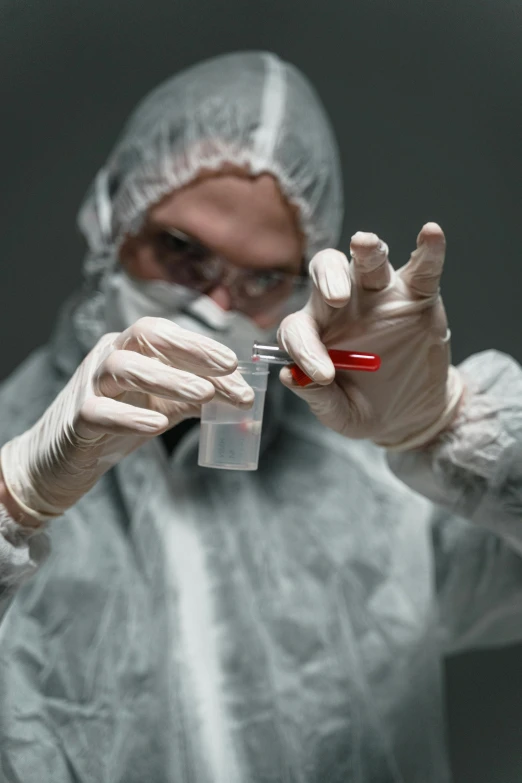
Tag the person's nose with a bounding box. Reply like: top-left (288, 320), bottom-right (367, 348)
top-left (208, 285), bottom-right (233, 311)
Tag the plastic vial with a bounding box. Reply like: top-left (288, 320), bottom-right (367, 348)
top-left (198, 361), bottom-right (269, 471)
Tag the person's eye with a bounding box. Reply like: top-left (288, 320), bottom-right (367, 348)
top-left (242, 272), bottom-right (283, 297)
top-left (157, 230), bottom-right (193, 255)
top-left (258, 272), bottom-right (285, 289)
top-left (257, 271), bottom-right (279, 284)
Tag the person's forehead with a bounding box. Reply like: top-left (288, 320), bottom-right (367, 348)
top-left (146, 169), bottom-right (305, 269)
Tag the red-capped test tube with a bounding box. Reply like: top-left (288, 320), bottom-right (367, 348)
top-left (251, 342), bottom-right (381, 387)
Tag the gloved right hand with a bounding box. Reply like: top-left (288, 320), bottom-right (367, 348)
top-left (0, 317), bottom-right (254, 524)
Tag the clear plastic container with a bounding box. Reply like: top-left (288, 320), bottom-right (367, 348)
top-left (198, 361), bottom-right (269, 471)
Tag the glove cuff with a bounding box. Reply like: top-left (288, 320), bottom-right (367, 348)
top-left (376, 366), bottom-right (465, 453)
top-left (0, 441), bottom-right (62, 523)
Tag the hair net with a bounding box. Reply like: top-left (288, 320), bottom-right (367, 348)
top-left (77, 51), bottom-right (344, 290)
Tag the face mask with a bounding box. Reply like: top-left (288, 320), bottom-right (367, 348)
top-left (102, 270), bottom-right (277, 360)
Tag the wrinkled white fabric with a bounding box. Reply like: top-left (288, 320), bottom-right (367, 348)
top-left (80, 52), bottom-right (341, 264)
top-left (0, 322), bottom-right (522, 782)
top-left (387, 350), bottom-right (522, 553)
top-left (0, 503), bottom-right (49, 621)
top-left (278, 226), bottom-right (464, 451)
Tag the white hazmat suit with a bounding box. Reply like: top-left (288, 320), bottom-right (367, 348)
top-left (0, 51), bottom-right (521, 783)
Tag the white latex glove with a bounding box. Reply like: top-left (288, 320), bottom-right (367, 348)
top-left (278, 223), bottom-right (465, 451)
top-left (0, 317), bottom-right (254, 523)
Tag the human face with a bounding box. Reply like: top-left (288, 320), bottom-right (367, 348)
top-left (118, 169), bottom-right (306, 328)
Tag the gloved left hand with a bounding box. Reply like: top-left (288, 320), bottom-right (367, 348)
top-left (278, 223), bottom-right (465, 451)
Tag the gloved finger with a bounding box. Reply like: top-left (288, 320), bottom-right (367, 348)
top-left (210, 370), bottom-right (255, 409)
top-left (95, 351), bottom-right (218, 404)
top-left (278, 311), bottom-right (335, 385)
top-left (167, 389), bottom-right (253, 414)
top-left (279, 366), bottom-right (345, 416)
top-left (279, 367), bottom-right (373, 436)
top-left (308, 249), bottom-right (351, 308)
top-left (207, 388), bottom-right (255, 410)
top-left (77, 396), bottom-right (170, 439)
top-left (400, 222), bottom-right (446, 297)
top-left (114, 316), bottom-right (239, 376)
top-left (349, 232), bottom-right (392, 291)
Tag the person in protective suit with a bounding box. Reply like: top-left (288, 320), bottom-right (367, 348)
top-left (0, 51), bottom-right (521, 783)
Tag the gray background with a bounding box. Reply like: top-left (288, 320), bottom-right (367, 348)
top-left (1, 0), bottom-right (522, 779)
